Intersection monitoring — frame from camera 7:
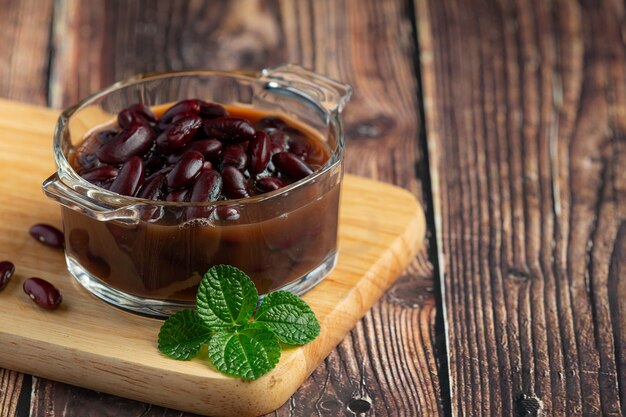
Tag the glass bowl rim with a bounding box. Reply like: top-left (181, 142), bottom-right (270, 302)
top-left (52, 69), bottom-right (345, 208)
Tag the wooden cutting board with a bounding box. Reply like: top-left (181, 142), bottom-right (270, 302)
top-left (0, 99), bottom-right (425, 417)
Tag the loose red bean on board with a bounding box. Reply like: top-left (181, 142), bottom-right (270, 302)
top-left (29, 224), bottom-right (64, 249)
top-left (23, 277), bottom-right (62, 309)
top-left (0, 261), bottom-right (15, 291)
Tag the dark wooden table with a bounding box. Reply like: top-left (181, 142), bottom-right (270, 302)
top-left (0, 1), bottom-right (624, 416)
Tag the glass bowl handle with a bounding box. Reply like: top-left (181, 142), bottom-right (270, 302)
top-left (259, 64), bottom-right (352, 114)
top-left (42, 174), bottom-right (141, 224)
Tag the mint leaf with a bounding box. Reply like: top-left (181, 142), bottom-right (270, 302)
top-left (254, 291), bottom-right (320, 345)
top-left (158, 309), bottom-right (212, 360)
top-left (207, 328), bottom-right (281, 380)
top-left (196, 265), bottom-right (258, 329)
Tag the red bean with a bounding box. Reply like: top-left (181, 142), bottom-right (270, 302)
top-left (77, 152), bottom-right (100, 171)
top-left (160, 99), bottom-right (202, 123)
top-left (167, 139), bottom-right (222, 163)
top-left (267, 129), bottom-right (289, 154)
top-left (117, 103), bottom-right (157, 129)
top-left (190, 170), bottom-right (222, 203)
top-left (96, 123), bottom-right (155, 164)
top-left (29, 224), bottom-right (64, 249)
top-left (199, 102), bottom-right (229, 120)
top-left (80, 165), bottom-right (119, 183)
top-left (288, 135), bottom-right (328, 166)
top-left (201, 160), bottom-right (213, 171)
top-left (137, 174), bottom-right (166, 200)
top-left (194, 139), bottom-right (223, 160)
top-left (186, 170), bottom-right (223, 221)
top-left (203, 117), bottom-right (255, 143)
top-left (248, 131), bottom-right (271, 175)
top-left (23, 277), bottom-right (62, 309)
top-left (215, 205), bottom-right (240, 221)
top-left (160, 99), bottom-right (227, 122)
top-left (109, 156), bottom-right (145, 196)
top-left (287, 135), bottom-right (311, 158)
top-left (272, 152), bottom-right (313, 180)
top-left (0, 261), bottom-right (15, 291)
top-left (221, 166), bottom-right (250, 199)
top-left (97, 130), bottom-right (118, 144)
top-left (222, 144), bottom-right (248, 170)
top-left (256, 177), bottom-right (286, 193)
top-left (167, 151), bottom-right (204, 189)
top-left (165, 112), bottom-right (191, 123)
top-left (156, 115), bottom-right (203, 153)
top-left (166, 188), bottom-right (189, 202)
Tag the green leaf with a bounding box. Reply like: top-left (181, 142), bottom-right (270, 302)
top-left (196, 265), bottom-right (258, 329)
top-left (158, 309), bottom-right (212, 360)
top-left (254, 291), bottom-right (320, 345)
top-left (207, 328), bottom-right (281, 380)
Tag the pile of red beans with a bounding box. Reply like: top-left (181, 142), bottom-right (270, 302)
top-left (74, 99), bottom-right (328, 202)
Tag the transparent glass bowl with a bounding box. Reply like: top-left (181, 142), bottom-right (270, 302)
top-left (43, 65), bottom-right (351, 317)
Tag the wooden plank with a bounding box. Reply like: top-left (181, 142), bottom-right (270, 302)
top-left (0, 370), bottom-right (26, 417)
top-left (0, 0), bottom-right (53, 105)
top-left (416, 0), bottom-right (626, 415)
top-left (29, 1), bottom-right (443, 416)
top-left (0, 98), bottom-right (424, 417)
top-left (276, 1), bottom-right (443, 416)
top-left (0, 0), bottom-right (54, 415)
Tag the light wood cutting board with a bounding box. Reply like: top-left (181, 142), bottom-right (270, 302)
top-left (0, 99), bottom-right (425, 417)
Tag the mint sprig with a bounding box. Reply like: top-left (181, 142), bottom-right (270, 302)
top-left (254, 291), bottom-right (320, 345)
top-left (157, 265), bottom-right (320, 380)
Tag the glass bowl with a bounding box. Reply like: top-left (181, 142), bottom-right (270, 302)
top-left (42, 65), bottom-right (351, 317)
